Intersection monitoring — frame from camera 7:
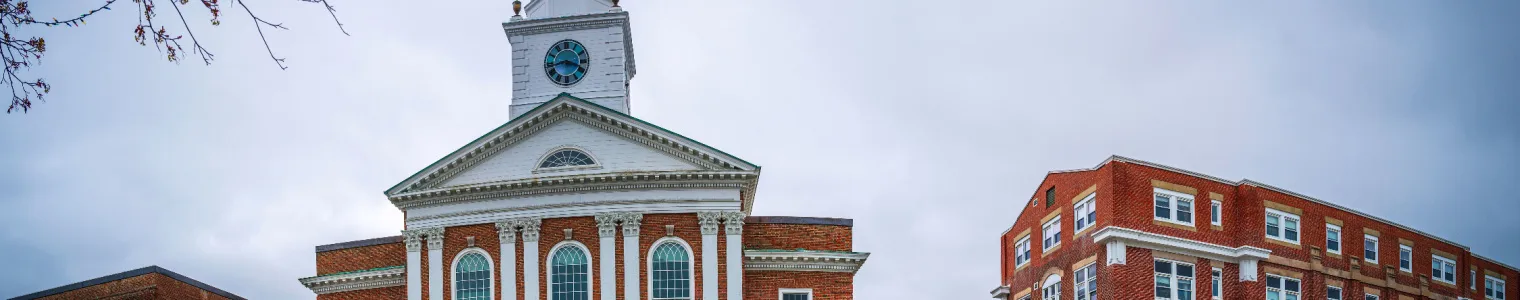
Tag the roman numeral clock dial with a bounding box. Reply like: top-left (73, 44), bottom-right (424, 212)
top-left (544, 40), bottom-right (590, 86)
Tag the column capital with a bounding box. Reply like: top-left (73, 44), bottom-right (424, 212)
top-left (596, 213), bottom-right (620, 237)
top-left (698, 211), bottom-right (724, 235)
top-left (722, 211), bottom-right (746, 235)
top-left (403, 229), bottom-right (425, 252)
top-left (621, 212), bottom-right (643, 237)
top-left (496, 221), bottom-right (519, 244)
top-left (520, 217), bottom-right (543, 243)
top-left (424, 227), bottom-right (446, 251)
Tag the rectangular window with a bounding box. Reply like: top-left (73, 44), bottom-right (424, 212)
top-left (780, 289), bottom-right (812, 300)
top-left (1487, 275), bottom-right (1507, 300)
top-left (1264, 208), bottom-right (1300, 244)
top-left (1432, 255), bottom-right (1457, 284)
top-left (1047, 187), bottom-right (1056, 207)
top-left (1212, 268), bottom-right (1222, 300)
top-left (1210, 200), bottom-right (1222, 226)
top-left (1015, 236), bottom-right (1031, 267)
top-left (1154, 259), bottom-right (1195, 300)
top-left (1327, 286), bottom-right (1342, 300)
top-left (1399, 245), bottom-right (1413, 272)
top-left (1326, 224), bottom-right (1342, 254)
top-left (1043, 216), bottom-right (1062, 251)
top-left (1265, 274), bottom-right (1301, 300)
top-left (1074, 263), bottom-right (1097, 300)
top-left (1074, 193), bottom-right (1097, 232)
top-left (1366, 294), bottom-right (1379, 300)
top-left (1365, 235), bottom-right (1379, 264)
top-left (1154, 188), bottom-right (1195, 226)
top-left (1473, 270), bottom-right (1478, 290)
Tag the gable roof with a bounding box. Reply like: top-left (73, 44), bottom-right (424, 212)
top-left (9, 266), bottom-right (244, 300)
top-left (385, 93), bottom-right (759, 196)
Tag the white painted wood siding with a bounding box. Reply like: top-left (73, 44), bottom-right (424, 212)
top-left (510, 25), bottom-right (630, 118)
top-left (441, 119), bottom-right (701, 187)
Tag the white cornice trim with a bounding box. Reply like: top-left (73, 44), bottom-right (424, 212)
top-left (299, 266), bottom-right (405, 295)
top-left (989, 285), bottom-right (1010, 299)
top-left (1092, 226), bottom-right (1271, 263)
top-left (743, 250), bottom-right (869, 273)
top-left (390, 171), bottom-right (757, 210)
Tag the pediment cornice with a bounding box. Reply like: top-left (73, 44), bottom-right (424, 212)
top-left (391, 170), bottom-right (758, 210)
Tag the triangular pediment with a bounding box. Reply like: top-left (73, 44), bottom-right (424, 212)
top-left (386, 93), bottom-right (759, 196)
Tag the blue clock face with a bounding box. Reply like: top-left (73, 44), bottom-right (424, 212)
top-left (544, 40), bottom-right (590, 86)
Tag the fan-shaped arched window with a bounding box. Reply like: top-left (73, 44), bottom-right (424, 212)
top-left (453, 251), bottom-right (492, 300)
top-left (550, 244), bottom-right (591, 300)
top-left (649, 240), bottom-right (692, 300)
top-left (539, 148), bottom-right (596, 169)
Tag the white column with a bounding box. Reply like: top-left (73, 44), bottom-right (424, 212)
top-left (497, 221), bottom-right (519, 300)
top-left (622, 213), bottom-right (643, 300)
top-left (723, 212), bottom-right (745, 300)
top-left (523, 218), bottom-right (543, 300)
top-left (698, 212), bottom-right (722, 300)
top-left (427, 228), bottom-right (445, 300)
top-left (596, 214), bottom-right (619, 300)
top-left (405, 230), bottom-right (424, 300)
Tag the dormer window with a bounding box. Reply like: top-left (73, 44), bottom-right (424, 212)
top-left (538, 148), bottom-right (597, 169)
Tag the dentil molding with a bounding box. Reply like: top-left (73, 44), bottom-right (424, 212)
top-left (299, 266), bottom-right (405, 294)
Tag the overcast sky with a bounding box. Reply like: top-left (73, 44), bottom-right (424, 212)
top-left (2, 0), bottom-right (1518, 299)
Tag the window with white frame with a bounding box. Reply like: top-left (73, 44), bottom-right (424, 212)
top-left (1265, 274), bottom-right (1300, 300)
top-left (1365, 235), bottom-right (1379, 264)
top-left (1154, 259), bottom-right (1195, 300)
top-left (1399, 245), bottom-right (1413, 272)
top-left (1211, 268), bottom-right (1222, 300)
top-left (1015, 236), bottom-right (1031, 267)
top-left (1366, 294), bottom-right (1379, 300)
top-left (1043, 216), bottom-right (1062, 251)
top-left (779, 288), bottom-right (812, 300)
top-left (1432, 255), bottom-right (1457, 285)
top-left (1264, 208), bottom-right (1300, 244)
top-left (1210, 200), bottom-right (1222, 226)
top-left (1487, 275), bottom-right (1507, 300)
top-left (1154, 188), bottom-right (1195, 226)
top-left (1042, 274), bottom-right (1062, 300)
top-left (1326, 224), bottom-right (1342, 254)
top-left (1017, 295), bottom-right (1030, 300)
top-left (1473, 270), bottom-right (1478, 290)
top-left (1074, 193), bottom-right (1096, 232)
top-left (1074, 263), bottom-right (1096, 300)
top-left (1327, 286), bottom-right (1343, 300)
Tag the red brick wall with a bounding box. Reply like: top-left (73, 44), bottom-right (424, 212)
top-left (999, 166), bottom-right (1110, 292)
top-left (743, 271), bottom-right (853, 300)
top-left (36, 272), bottom-right (233, 300)
top-left (743, 223), bottom-right (852, 252)
top-left (317, 286), bottom-right (406, 300)
top-left (442, 223), bottom-right (502, 300)
top-left (634, 213), bottom-right (708, 300)
top-left (317, 242), bottom-right (406, 276)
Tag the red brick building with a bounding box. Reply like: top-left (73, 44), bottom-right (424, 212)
top-left (9, 266), bottom-right (244, 300)
top-left (994, 156), bottom-right (1516, 300)
top-left (297, 2), bottom-right (867, 299)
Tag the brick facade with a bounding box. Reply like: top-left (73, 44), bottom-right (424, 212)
top-left (997, 156), bottom-right (1518, 300)
top-left (13, 266), bottom-right (243, 300)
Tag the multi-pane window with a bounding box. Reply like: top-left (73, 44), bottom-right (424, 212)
top-left (1046, 187), bottom-right (1057, 207)
top-left (539, 149), bottom-right (596, 168)
top-left (1212, 268), bottom-right (1222, 300)
top-left (1074, 193), bottom-right (1096, 232)
top-left (1015, 236), bottom-right (1031, 267)
top-left (1364, 235), bottom-right (1379, 264)
top-left (551, 245), bottom-right (591, 300)
top-left (1154, 259), bottom-right (1195, 300)
top-left (1154, 188), bottom-right (1194, 226)
top-left (1265, 274), bottom-right (1301, 300)
top-left (1043, 216), bottom-right (1062, 251)
top-left (1432, 255), bottom-right (1457, 285)
top-left (1042, 274), bottom-right (1061, 300)
top-left (1366, 294), bottom-right (1379, 300)
top-left (1326, 224), bottom-right (1342, 254)
top-left (454, 252), bottom-right (492, 300)
top-left (1488, 275), bottom-right (1507, 300)
top-left (780, 289), bottom-right (812, 300)
top-left (1473, 270), bottom-right (1478, 290)
top-left (1327, 286), bottom-right (1343, 300)
top-left (1264, 208), bottom-right (1300, 244)
top-left (1210, 200), bottom-right (1222, 226)
top-left (1399, 245), bottom-right (1413, 272)
top-left (650, 241), bottom-right (692, 300)
top-left (1074, 263), bottom-right (1097, 300)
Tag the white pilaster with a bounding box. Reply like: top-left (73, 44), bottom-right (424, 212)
top-left (698, 211), bottom-right (723, 300)
top-left (405, 230), bottom-right (424, 300)
top-left (723, 212), bottom-right (745, 300)
top-left (523, 218), bottom-right (543, 300)
top-left (1240, 259), bottom-right (1260, 282)
top-left (426, 228), bottom-right (445, 300)
top-left (596, 214), bottom-right (619, 300)
top-left (622, 213), bottom-right (643, 300)
top-left (497, 221), bottom-right (519, 300)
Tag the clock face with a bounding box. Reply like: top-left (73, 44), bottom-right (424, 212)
top-left (544, 40), bottom-right (590, 86)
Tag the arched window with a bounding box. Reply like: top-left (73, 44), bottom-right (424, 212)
top-left (1041, 273), bottom-right (1062, 300)
top-left (649, 239), bottom-right (693, 300)
top-left (539, 148), bottom-right (596, 169)
top-left (453, 250), bottom-right (492, 300)
top-left (550, 244), bottom-right (591, 300)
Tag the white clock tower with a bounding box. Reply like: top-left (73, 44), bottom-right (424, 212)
top-left (504, 0), bottom-right (637, 119)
